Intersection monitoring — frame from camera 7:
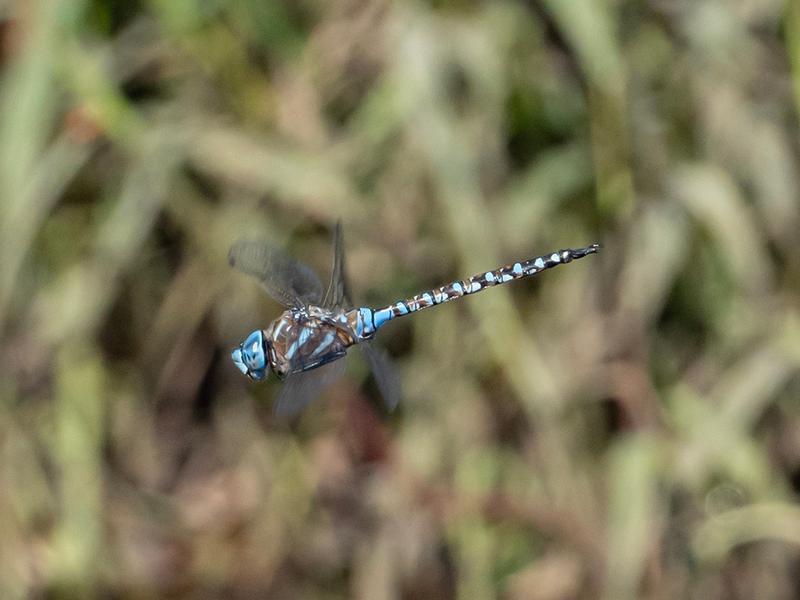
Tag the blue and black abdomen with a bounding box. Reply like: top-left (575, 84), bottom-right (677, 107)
top-left (348, 244), bottom-right (599, 339)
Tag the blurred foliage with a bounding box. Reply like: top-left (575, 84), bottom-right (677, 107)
top-left (1, 0), bottom-right (800, 598)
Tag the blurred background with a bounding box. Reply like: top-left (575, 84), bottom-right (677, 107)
top-left (1, 0), bottom-right (800, 598)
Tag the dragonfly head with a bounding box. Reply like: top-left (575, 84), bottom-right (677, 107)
top-left (232, 329), bottom-right (270, 381)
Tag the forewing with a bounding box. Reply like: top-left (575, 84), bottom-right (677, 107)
top-left (274, 358), bottom-right (347, 417)
top-left (322, 221), bottom-right (352, 309)
top-left (360, 341), bottom-right (401, 411)
top-left (229, 239), bottom-right (324, 308)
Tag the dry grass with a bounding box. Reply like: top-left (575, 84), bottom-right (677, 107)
top-left (1, 0), bottom-right (800, 598)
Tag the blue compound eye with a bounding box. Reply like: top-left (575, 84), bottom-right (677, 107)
top-left (232, 330), bottom-right (269, 380)
top-left (242, 330), bottom-right (266, 370)
top-left (231, 346), bottom-right (248, 375)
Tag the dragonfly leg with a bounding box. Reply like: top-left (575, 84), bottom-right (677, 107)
top-left (287, 349), bottom-right (347, 376)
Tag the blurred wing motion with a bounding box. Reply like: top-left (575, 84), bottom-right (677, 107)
top-left (360, 341), bottom-right (401, 411)
top-left (274, 358), bottom-right (347, 417)
top-left (322, 220), bottom-right (350, 309)
top-left (229, 239), bottom-right (325, 308)
top-left (322, 222), bottom-right (402, 410)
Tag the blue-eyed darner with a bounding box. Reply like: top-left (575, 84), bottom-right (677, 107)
top-left (230, 223), bottom-right (599, 415)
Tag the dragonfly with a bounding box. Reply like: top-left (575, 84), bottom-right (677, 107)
top-left (230, 222), bottom-right (600, 416)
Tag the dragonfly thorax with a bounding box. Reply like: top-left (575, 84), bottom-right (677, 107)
top-left (263, 306), bottom-right (355, 378)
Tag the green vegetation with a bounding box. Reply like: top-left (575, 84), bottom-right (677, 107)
top-left (1, 0), bottom-right (799, 597)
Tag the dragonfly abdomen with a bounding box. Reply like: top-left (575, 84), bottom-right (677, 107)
top-left (349, 244), bottom-right (599, 339)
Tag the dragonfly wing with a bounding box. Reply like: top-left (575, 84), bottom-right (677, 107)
top-left (323, 222), bottom-right (401, 410)
top-left (360, 341), bottom-right (401, 411)
top-left (274, 357), bottom-right (347, 417)
top-left (229, 239), bottom-right (325, 308)
top-left (323, 220), bottom-right (352, 309)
